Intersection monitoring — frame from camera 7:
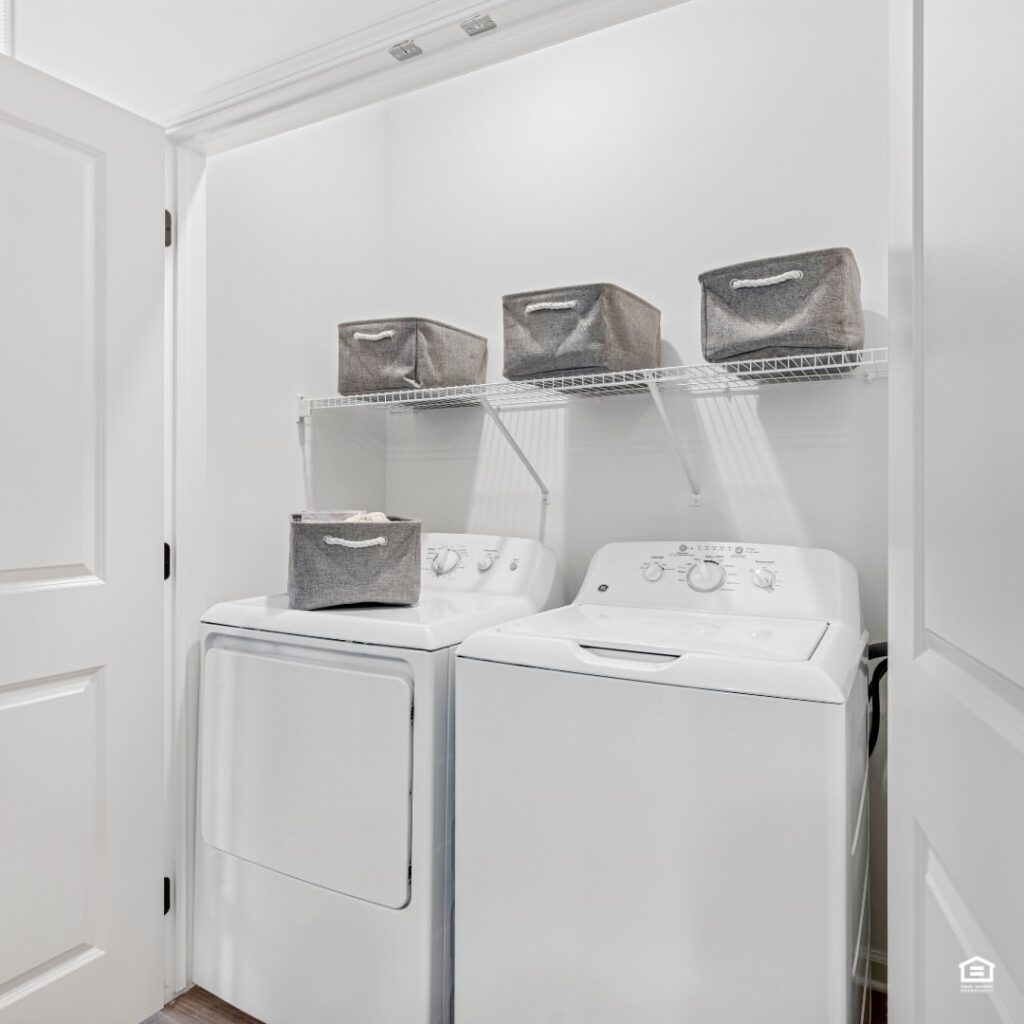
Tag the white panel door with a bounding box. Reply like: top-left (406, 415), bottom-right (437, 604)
top-left (0, 57), bottom-right (165, 1024)
top-left (889, 1), bottom-right (1024, 1021)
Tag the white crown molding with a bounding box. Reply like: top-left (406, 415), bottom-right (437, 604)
top-left (167, 0), bottom-right (690, 155)
top-left (157, 0), bottom-right (495, 127)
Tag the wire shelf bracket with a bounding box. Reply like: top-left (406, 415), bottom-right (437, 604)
top-left (644, 374), bottom-right (702, 506)
top-left (480, 397), bottom-right (551, 505)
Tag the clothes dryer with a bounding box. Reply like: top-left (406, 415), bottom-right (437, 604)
top-left (193, 533), bottom-right (562, 1024)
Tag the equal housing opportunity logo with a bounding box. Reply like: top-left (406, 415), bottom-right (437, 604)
top-left (960, 956), bottom-right (995, 994)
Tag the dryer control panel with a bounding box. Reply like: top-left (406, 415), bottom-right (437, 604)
top-left (577, 541), bottom-right (860, 629)
top-left (420, 533), bottom-right (562, 600)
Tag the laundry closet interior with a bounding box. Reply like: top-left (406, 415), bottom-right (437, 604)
top-left (202, 0), bottom-right (890, 1013)
top-left (6, 0), bottom-right (1020, 1022)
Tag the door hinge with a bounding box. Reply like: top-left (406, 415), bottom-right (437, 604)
top-left (163, 543), bottom-right (171, 581)
top-left (163, 876), bottom-right (171, 915)
top-left (165, 209), bottom-right (172, 248)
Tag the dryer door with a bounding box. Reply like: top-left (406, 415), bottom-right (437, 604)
top-left (200, 639), bottom-right (413, 909)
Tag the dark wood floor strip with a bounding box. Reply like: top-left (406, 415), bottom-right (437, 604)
top-left (142, 987), bottom-right (265, 1024)
top-left (147, 983), bottom-right (887, 1023)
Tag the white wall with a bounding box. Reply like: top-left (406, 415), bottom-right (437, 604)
top-left (382, 0), bottom-right (888, 631)
top-left (206, 0), bottom-right (890, 977)
top-left (207, 104), bottom-right (389, 605)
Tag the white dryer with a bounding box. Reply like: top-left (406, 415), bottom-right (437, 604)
top-left (193, 533), bottom-right (562, 1024)
top-left (455, 541), bottom-right (868, 1024)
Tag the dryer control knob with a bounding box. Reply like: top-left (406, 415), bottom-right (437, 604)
top-left (686, 559), bottom-right (726, 593)
top-left (431, 547), bottom-right (461, 576)
top-left (642, 563), bottom-right (664, 582)
top-left (477, 554), bottom-right (496, 573)
top-left (751, 567), bottom-right (776, 590)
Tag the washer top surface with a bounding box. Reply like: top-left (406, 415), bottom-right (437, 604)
top-left (499, 604), bottom-right (828, 662)
top-left (458, 541), bottom-right (864, 703)
top-left (201, 533), bottom-right (563, 651)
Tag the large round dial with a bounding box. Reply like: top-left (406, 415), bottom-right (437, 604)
top-left (686, 559), bottom-right (726, 593)
top-left (431, 547), bottom-right (462, 576)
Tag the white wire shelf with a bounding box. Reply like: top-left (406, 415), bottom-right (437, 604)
top-left (297, 347), bottom-right (887, 507)
top-left (301, 347), bottom-right (887, 415)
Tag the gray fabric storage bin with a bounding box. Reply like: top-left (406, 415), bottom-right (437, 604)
top-left (502, 283), bottom-right (661, 379)
top-left (338, 318), bottom-right (487, 395)
top-left (699, 248), bottom-right (864, 363)
top-left (288, 513), bottom-right (421, 610)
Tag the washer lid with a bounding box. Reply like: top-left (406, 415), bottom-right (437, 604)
top-left (498, 604), bottom-right (828, 662)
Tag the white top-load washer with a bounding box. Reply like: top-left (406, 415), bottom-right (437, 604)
top-left (455, 541), bottom-right (868, 1024)
top-left (193, 533), bottom-right (562, 1024)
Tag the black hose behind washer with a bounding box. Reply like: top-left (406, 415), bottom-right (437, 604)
top-left (866, 641), bottom-right (888, 756)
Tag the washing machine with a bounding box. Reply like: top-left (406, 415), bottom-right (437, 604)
top-left (193, 533), bottom-right (562, 1024)
top-left (455, 541), bottom-right (868, 1024)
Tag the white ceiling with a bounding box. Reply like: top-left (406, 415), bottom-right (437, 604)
top-left (13, 0), bottom-right (465, 121)
top-left (11, 0), bottom-right (687, 150)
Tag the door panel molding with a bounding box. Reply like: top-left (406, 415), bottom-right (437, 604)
top-left (0, 565), bottom-right (101, 591)
top-left (921, 634), bottom-right (1024, 716)
top-left (0, 113), bottom-right (107, 585)
top-left (0, 666), bottom-right (98, 709)
top-left (0, 946), bottom-right (105, 1013)
top-left (0, 669), bottom-right (105, 998)
top-left (918, 827), bottom-right (1023, 1022)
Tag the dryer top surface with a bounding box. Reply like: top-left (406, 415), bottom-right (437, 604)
top-left (201, 532), bottom-right (564, 651)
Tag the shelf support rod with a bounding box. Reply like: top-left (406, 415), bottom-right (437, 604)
top-left (480, 398), bottom-right (551, 505)
top-left (295, 394), bottom-right (314, 509)
top-left (644, 376), bottom-right (702, 505)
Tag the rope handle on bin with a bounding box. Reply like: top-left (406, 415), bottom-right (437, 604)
top-left (323, 536), bottom-right (388, 548)
top-left (352, 330), bottom-right (396, 341)
top-left (525, 300), bottom-right (578, 314)
top-left (730, 269), bottom-right (804, 290)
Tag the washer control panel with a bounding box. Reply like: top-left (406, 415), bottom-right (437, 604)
top-left (579, 541), bottom-right (859, 626)
top-left (630, 542), bottom-right (784, 597)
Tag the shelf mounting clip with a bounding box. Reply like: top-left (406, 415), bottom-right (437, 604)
top-left (480, 398), bottom-right (551, 505)
top-left (643, 373), bottom-right (702, 506)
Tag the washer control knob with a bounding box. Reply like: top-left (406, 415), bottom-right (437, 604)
top-left (477, 553), bottom-right (496, 573)
top-left (686, 559), bottom-right (726, 593)
top-left (751, 567), bottom-right (776, 590)
top-left (642, 563), bottom-right (664, 583)
top-left (431, 547), bottom-right (461, 576)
